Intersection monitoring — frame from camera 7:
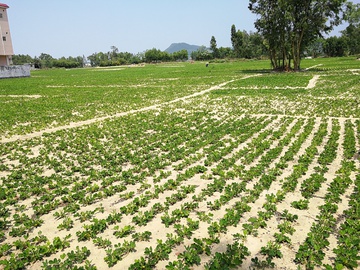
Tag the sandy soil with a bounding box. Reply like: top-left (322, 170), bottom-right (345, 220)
top-left (1, 72), bottom-right (359, 269)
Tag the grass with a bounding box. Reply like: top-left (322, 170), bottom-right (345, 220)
top-left (1, 58), bottom-right (359, 136)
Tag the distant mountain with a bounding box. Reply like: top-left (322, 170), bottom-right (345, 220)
top-left (165, 43), bottom-right (201, 54)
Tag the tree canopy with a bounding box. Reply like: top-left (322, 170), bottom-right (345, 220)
top-left (249, 0), bottom-right (346, 71)
top-left (342, 2), bottom-right (360, 55)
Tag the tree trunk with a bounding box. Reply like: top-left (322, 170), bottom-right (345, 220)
top-left (293, 30), bottom-right (304, 71)
top-left (270, 49), bottom-right (277, 69)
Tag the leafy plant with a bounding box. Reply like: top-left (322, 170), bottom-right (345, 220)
top-left (57, 217), bottom-right (74, 231)
top-left (291, 199), bottom-right (309, 210)
top-left (132, 231), bottom-right (152, 242)
top-left (205, 241), bottom-right (250, 269)
top-left (113, 225), bottom-right (135, 238)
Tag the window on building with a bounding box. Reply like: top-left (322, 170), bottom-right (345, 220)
top-left (2, 36), bottom-right (6, 41)
top-left (0, 13), bottom-right (2, 18)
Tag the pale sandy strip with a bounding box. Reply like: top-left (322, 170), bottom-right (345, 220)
top-left (306, 75), bottom-right (321, 89)
top-left (0, 77), bottom-right (252, 143)
top-left (305, 64), bottom-right (323, 70)
top-left (226, 86), bottom-right (304, 90)
top-left (224, 74), bottom-right (320, 90)
top-left (348, 69), bottom-right (360, 75)
top-left (0, 95), bottom-right (42, 99)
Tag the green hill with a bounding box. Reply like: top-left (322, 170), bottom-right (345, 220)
top-left (165, 43), bottom-right (201, 54)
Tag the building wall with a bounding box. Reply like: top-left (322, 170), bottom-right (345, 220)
top-left (0, 55), bottom-right (11, 65)
top-left (0, 5), bottom-right (14, 64)
top-left (0, 65), bottom-right (31, 79)
top-left (0, 55), bottom-right (7, 65)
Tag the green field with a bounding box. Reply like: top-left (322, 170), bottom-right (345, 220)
top-left (0, 58), bottom-right (359, 269)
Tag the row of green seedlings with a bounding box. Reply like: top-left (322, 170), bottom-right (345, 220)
top-left (253, 119), bottom-right (354, 267)
top-left (105, 117), bottom-right (291, 268)
top-left (128, 218), bottom-right (200, 269)
top-left (198, 117), bottom-right (296, 215)
top-left (201, 118), bottom-right (326, 268)
top-left (98, 117), bottom-right (281, 267)
top-left (254, 118), bottom-right (335, 267)
top-left (71, 168), bottom-right (205, 267)
top-left (211, 120), bottom-right (316, 268)
top-left (296, 119), bottom-right (341, 208)
top-left (1, 172), bottom-right (132, 239)
top-left (75, 182), bottom-right (198, 240)
top-left (0, 115), bottom-right (271, 267)
top-left (162, 118), bottom-right (291, 221)
top-left (215, 116), bottom-right (304, 182)
top-left (209, 117), bottom-right (356, 268)
top-left (202, 116), bottom-right (279, 167)
top-left (208, 116), bottom-right (290, 181)
top-left (295, 160), bottom-right (355, 269)
top-left (317, 120), bottom-right (359, 270)
top-left (0, 115), bottom-right (280, 268)
top-left (0, 117), bottom-right (328, 268)
top-left (200, 116), bottom-right (278, 187)
top-left (7, 116), bottom-right (336, 268)
top-left (0, 234), bottom-right (86, 270)
top-left (250, 119), bottom-right (342, 268)
top-left (174, 116), bottom-right (271, 171)
top-left (0, 153), bottom-right (195, 264)
top-left (57, 110), bottom-right (250, 176)
top-left (308, 95), bottom-right (359, 118)
top-left (205, 115), bottom-right (287, 169)
top-left (248, 119), bottom-right (329, 267)
top-left (327, 173), bottom-right (360, 270)
top-left (169, 142), bottom-right (308, 266)
top-left (281, 119), bottom-right (329, 194)
top-left (101, 116), bottom-right (276, 227)
top-left (0, 109), bottom-right (219, 205)
top-left (293, 119), bottom-right (355, 269)
top-left (9, 109), bottom-right (256, 204)
top-left (0, 112), bottom-right (237, 238)
top-left (299, 119), bottom-right (356, 203)
top-left (158, 118), bottom-right (316, 268)
top-left (207, 117), bottom-right (304, 212)
top-left (230, 118), bottom-right (326, 268)
top-left (23, 110), bottom-right (256, 206)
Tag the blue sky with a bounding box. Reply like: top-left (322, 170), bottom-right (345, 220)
top-left (3, 0), bottom-right (359, 58)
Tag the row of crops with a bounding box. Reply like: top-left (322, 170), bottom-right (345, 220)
top-left (1, 58), bottom-right (359, 138)
top-left (0, 58), bottom-right (359, 269)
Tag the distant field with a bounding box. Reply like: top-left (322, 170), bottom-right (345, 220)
top-left (0, 58), bottom-right (359, 269)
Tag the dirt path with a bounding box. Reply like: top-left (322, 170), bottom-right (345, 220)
top-left (306, 75), bottom-right (320, 89)
top-left (1, 74), bottom-right (355, 144)
top-left (305, 64), bottom-right (323, 71)
top-left (0, 95), bottom-right (42, 99)
top-left (0, 77), bottom-right (253, 144)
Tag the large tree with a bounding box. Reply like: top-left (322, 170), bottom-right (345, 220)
top-left (342, 2), bottom-right (360, 55)
top-left (249, 0), bottom-right (346, 71)
top-left (210, 36), bottom-right (219, 58)
top-left (323, 36), bottom-right (348, 57)
top-left (231, 24), bottom-right (243, 57)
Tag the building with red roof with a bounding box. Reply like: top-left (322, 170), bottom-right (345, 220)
top-left (0, 3), bottom-right (13, 66)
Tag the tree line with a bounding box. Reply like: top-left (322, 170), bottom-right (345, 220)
top-left (248, 0), bottom-right (359, 70)
top-left (12, 1), bottom-right (359, 70)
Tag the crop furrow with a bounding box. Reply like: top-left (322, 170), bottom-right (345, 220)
top-left (166, 117), bottom-right (313, 268)
top-left (293, 119), bottom-right (354, 269)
